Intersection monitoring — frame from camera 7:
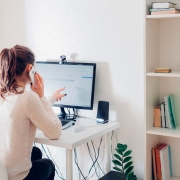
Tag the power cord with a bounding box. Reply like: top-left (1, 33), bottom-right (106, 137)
top-left (84, 136), bottom-right (103, 179)
top-left (91, 140), bottom-right (105, 175)
top-left (46, 146), bottom-right (65, 179)
top-left (40, 144), bottom-right (65, 180)
top-left (74, 136), bottom-right (103, 180)
top-left (75, 148), bottom-right (81, 180)
top-left (74, 148), bottom-right (87, 180)
top-left (63, 108), bottom-right (78, 120)
top-left (76, 109), bottom-right (79, 118)
top-left (73, 108), bottom-right (79, 118)
top-left (86, 143), bottom-right (99, 178)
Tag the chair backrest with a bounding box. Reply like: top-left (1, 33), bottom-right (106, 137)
top-left (0, 162), bottom-right (8, 180)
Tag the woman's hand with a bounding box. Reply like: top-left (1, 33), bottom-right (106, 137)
top-left (53, 87), bottom-right (67, 101)
top-left (31, 73), bottom-right (44, 97)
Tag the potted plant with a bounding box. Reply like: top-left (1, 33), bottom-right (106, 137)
top-left (112, 143), bottom-right (137, 180)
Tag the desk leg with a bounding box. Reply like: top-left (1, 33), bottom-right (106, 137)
top-left (105, 132), bottom-right (111, 173)
top-left (66, 149), bottom-right (73, 180)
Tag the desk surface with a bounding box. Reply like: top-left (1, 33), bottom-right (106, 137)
top-left (35, 117), bottom-right (120, 149)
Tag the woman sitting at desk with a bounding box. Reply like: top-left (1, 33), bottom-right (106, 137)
top-left (0, 45), bottom-right (65, 180)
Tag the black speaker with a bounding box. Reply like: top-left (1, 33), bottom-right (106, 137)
top-left (96, 101), bottom-right (109, 124)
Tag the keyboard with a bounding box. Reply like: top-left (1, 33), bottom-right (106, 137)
top-left (58, 118), bottom-right (75, 130)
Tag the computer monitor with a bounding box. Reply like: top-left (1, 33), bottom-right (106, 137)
top-left (36, 61), bottom-right (96, 111)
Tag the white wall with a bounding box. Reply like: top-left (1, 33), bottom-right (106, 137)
top-left (0, 0), bottom-right (145, 179)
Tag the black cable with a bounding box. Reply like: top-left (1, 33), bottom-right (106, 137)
top-left (86, 143), bottom-right (99, 178)
top-left (73, 108), bottom-right (77, 119)
top-left (67, 108), bottom-right (70, 116)
top-left (64, 108), bottom-right (76, 120)
top-left (46, 146), bottom-right (64, 179)
top-left (91, 140), bottom-right (105, 175)
top-left (41, 145), bottom-right (65, 180)
top-left (73, 108), bottom-right (76, 118)
top-left (73, 108), bottom-right (78, 119)
top-left (41, 144), bottom-right (51, 158)
top-left (75, 147), bottom-right (81, 180)
top-left (84, 136), bottom-right (103, 179)
top-left (75, 109), bottom-right (79, 118)
top-left (41, 144), bottom-right (65, 180)
top-left (74, 148), bottom-right (87, 180)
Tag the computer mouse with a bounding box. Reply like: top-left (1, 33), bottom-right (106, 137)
top-left (72, 125), bottom-right (85, 133)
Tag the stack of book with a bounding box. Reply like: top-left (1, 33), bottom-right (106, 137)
top-left (150, 2), bottom-right (180, 15)
top-left (154, 94), bottom-right (177, 129)
top-left (154, 68), bottom-right (171, 73)
top-left (152, 143), bottom-right (172, 180)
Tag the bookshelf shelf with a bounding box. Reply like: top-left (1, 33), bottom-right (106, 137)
top-left (146, 14), bottom-right (180, 20)
top-left (147, 126), bottom-right (180, 138)
top-left (170, 177), bottom-right (180, 180)
top-left (146, 71), bottom-right (180, 77)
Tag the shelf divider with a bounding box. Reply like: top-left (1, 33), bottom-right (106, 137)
top-left (146, 14), bottom-right (180, 20)
top-left (147, 126), bottom-right (180, 138)
top-left (170, 177), bottom-right (180, 180)
top-left (147, 71), bottom-right (180, 77)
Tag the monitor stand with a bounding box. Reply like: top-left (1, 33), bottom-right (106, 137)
top-left (58, 107), bottom-right (76, 120)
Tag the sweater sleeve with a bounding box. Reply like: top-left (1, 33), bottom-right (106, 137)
top-left (25, 92), bottom-right (62, 140)
top-left (47, 95), bottom-right (56, 105)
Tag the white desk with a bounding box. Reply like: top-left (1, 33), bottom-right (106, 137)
top-left (35, 118), bottom-right (119, 180)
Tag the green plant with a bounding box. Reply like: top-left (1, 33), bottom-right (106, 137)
top-left (112, 143), bottom-right (137, 180)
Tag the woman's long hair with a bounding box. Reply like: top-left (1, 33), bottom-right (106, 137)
top-left (0, 45), bottom-right (35, 98)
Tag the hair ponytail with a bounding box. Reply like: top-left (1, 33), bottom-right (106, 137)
top-left (8, 48), bottom-right (17, 87)
top-left (0, 45), bottom-right (35, 98)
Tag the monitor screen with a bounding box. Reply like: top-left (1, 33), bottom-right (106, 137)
top-left (36, 61), bottom-right (96, 110)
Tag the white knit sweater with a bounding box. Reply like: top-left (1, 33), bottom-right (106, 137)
top-left (0, 90), bottom-right (62, 180)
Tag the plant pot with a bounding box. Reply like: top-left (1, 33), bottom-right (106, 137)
top-left (98, 171), bottom-right (137, 180)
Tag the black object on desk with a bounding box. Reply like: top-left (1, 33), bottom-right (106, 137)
top-left (96, 101), bottom-right (109, 124)
top-left (59, 107), bottom-right (77, 120)
top-left (98, 171), bottom-right (137, 180)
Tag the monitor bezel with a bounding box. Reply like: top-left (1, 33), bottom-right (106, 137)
top-left (36, 61), bottom-right (96, 110)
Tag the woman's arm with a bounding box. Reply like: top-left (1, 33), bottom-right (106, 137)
top-left (26, 73), bottom-right (65, 139)
top-left (47, 88), bottom-right (66, 105)
top-left (26, 91), bottom-right (62, 140)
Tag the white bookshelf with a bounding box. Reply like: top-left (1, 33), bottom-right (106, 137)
top-left (147, 71), bottom-right (180, 77)
top-left (170, 177), bottom-right (180, 180)
top-left (147, 126), bottom-right (180, 138)
top-left (145, 0), bottom-right (180, 179)
top-left (146, 14), bottom-right (180, 20)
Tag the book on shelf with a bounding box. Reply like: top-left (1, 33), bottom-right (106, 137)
top-left (164, 94), bottom-right (177, 129)
top-left (160, 103), bottom-right (166, 128)
top-left (154, 68), bottom-right (171, 73)
top-left (164, 103), bottom-right (168, 128)
top-left (151, 9), bottom-right (180, 15)
top-left (170, 94), bottom-right (177, 128)
top-left (151, 2), bottom-right (177, 9)
top-left (154, 103), bottom-right (167, 128)
top-left (160, 145), bottom-right (172, 180)
top-left (150, 8), bottom-right (176, 12)
top-left (152, 144), bottom-right (172, 180)
top-left (154, 106), bottom-right (161, 127)
top-left (152, 144), bottom-right (161, 180)
top-left (155, 144), bottom-right (167, 180)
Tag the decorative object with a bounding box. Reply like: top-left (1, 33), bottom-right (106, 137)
top-left (112, 143), bottom-right (137, 180)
